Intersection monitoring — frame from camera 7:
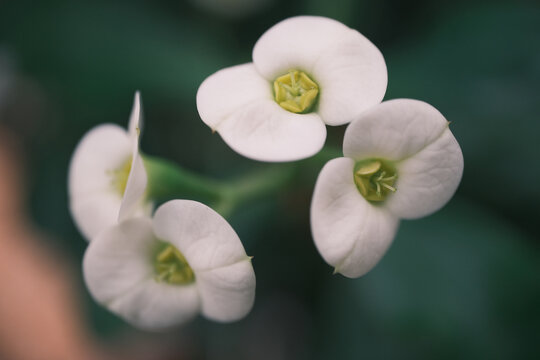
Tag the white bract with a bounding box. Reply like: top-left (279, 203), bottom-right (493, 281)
top-left (196, 16), bottom-right (387, 162)
top-left (83, 200), bottom-right (256, 330)
top-left (311, 99), bottom-right (464, 278)
top-left (68, 92), bottom-right (150, 241)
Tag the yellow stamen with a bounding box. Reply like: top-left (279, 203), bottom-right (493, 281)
top-left (273, 70), bottom-right (319, 113)
top-left (353, 158), bottom-right (398, 202)
top-left (154, 242), bottom-right (194, 285)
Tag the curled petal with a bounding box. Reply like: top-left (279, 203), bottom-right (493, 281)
top-left (196, 63), bottom-right (272, 130)
top-left (83, 217), bottom-right (199, 331)
top-left (386, 128), bottom-right (464, 219)
top-left (128, 91), bottom-right (143, 137)
top-left (153, 200), bottom-right (250, 271)
top-left (120, 91), bottom-right (148, 221)
top-left (217, 100), bottom-right (326, 162)
top-left (314, 29), bottom-right (387, 126)
top-left (343, 99), bottom-right (449, 161)
top-left (196, 259), bottom-right (256, 322)
top-left (118, 140), bottom-right (148, 221)
top-left (311, 158), bottom-right (399, 278)
top-left (253, 16), bottom-right (354, 80)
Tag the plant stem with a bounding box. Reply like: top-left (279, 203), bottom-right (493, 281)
top-left (143, 155), bottom-right (225, 203)
top-left (142, 146), bottom-right (341, 218)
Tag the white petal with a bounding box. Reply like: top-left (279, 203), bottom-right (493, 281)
top-left (386, 128), bottom-right (464, 219)
top-left (313, 29), bottom-right (387, 126)
top-left (83, 217), bottom-right (155, 304)
top-left (121, 92), bottom-right (149, 221)
top-left (310, 157), bottom-right (399, 278)
top-left (68, 124), bottom-right (131, 197)
top-left (196, 63), bottom-right (272, 130)
top-left (153, 200), bottom-right (250, 271)
top-left (128, 91), bottom-right (143, 136)
top-left (68, 124), bottom-right (133, 240)
top-left (196, 259), bottom-right (256, 322)
top-left (108, 280), bottom-right (199, 331)
top-left (70, 192), bottom-right (124, 241)
top-left (83, 217), bottom-right (200, 331)
top-left (343, 99), bottom-right (449, 161)
top-left (252, 16), bottom-right (353, 80)
top-left (118, 140), bottom-right (148, 221)
top-left (217, 99), bottom-right (326, 162)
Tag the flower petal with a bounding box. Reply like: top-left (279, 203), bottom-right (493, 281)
top-left (217, 99), bottom-right (326, 162)
top-left (343, 99), bottom-right (449, 161)
top-left (120, 91), bottom-right (148, 221)
top-left (71, 192), bottom-right (125, 241)
top-left (118, 139), bottom-right (148, 222)
top-left (83, 217), bottom-right (199, 331)
top-left (153, 200), bottom-right (250, 271)
top-left (83, 217), bottom-right (154, 304)
top-left (128, 91), bottom-right (143, 137)
top-left (196, 63), bottom-right (272, 130)
top-left (386, 128), bottom-right (464, 219)
top-left (68, 124), bottom-right (133, 240)
top-left (108, 279), bottom-right (199, 331)
top-left (311, 157), bottom-right (399, 278)
top-left (313, 30), bottom-right (387, 126)
top-left (68, 124), bottom-right (131, 197)
top-left (252, 16), bottom-right (353, 80)
top-left (196, 259), bottom-right (256, 322)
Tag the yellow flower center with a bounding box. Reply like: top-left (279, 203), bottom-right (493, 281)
top-left (353, 159), bottom-right (398, 202)
top-left (273, 70), bottom-right (319, 113)
top-left (154, 242), bottom-right (195, 285)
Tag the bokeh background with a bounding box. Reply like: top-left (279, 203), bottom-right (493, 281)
top-left (0, 0), bottom-right (539, 359)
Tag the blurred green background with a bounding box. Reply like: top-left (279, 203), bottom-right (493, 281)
top-left (0, 0), bottom-right (539, 359)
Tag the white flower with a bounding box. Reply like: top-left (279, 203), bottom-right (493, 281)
top-left (83, 200), bottom-right (256, 331)
top-left (68, 92), bottom-right (150, 241)
top-left (196, 16), bottom-right (387, 162)
top-left (311, 99), bottom-right (464, 278)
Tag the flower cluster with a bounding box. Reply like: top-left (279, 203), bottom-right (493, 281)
top-left (69, 93), bottom-right (255, 330)
top-left (196, 16), bottom-right (463, 278)
top-left (69, 15), bottom-right (463, 332)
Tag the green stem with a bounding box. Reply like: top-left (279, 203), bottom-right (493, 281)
top-left (142, 146), bottom-right (341, 218)
top-left (216, 164), bottom-right (296, 218)
top-left (143, 155), bottom-right (225, 203)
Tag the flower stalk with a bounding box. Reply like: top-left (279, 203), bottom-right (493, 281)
top-left (143, 154), bottom-right (303, 218)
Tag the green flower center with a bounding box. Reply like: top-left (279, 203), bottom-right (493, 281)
top-left (353, 159), bottom-right (398, 202)
top-left (154, 241), bottom-right (195, 285)
top-left (273, 70), bottom-right (319, 113)
top-left (110, 157), bottom-right (132, 196)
